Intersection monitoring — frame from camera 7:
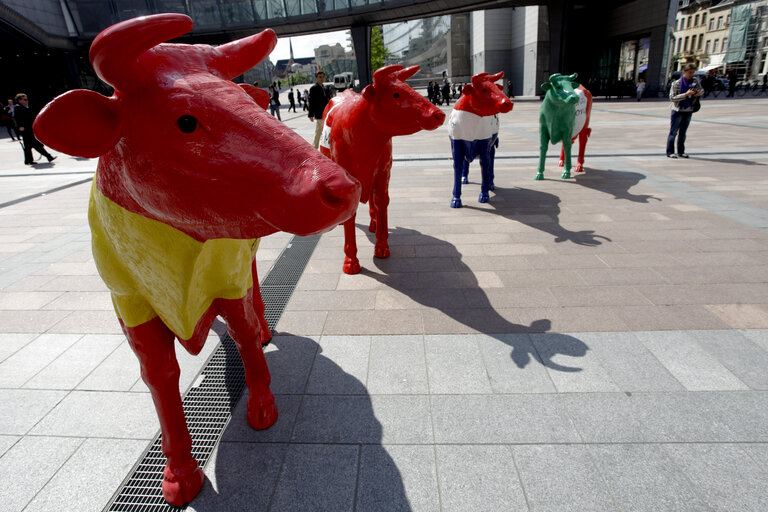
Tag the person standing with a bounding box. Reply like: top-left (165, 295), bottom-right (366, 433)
top-left (13, 93), bottom-right (56, 164)
top-left (268, 85), bottom-right (281, 120)
top-left (302, 89), bottom-right (309, 111)
top-left (3, 99), bottom-right (20, 140)
top-left (666, 63), bottom-right (702, 159)
top-left (441, 79), bottom-right (451, 106)
top-left (635, 78), bottom-right (646, 101)
top-left (287, 88), bottom-right (297, 113)
top-left (308, 70), bottom-right (330, 148)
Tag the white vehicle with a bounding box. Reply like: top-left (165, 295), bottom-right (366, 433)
top-left (333, 72), bottom-right (354, 91)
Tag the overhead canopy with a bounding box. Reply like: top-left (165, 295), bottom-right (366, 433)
top-left (638, 64), bottom-right (648, 72)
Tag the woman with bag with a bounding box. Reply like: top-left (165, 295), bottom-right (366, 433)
top-left (666, 63), bottom-right (702, 159)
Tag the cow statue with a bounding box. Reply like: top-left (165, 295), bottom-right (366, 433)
top-left (33, 14), bottom-right (361, 506)
top-left (448, 71), bottom-right (514, 208)
top-left (319, 65), bottom-right (445, 274)
top-left (536, 73), bottom-right (593, 180)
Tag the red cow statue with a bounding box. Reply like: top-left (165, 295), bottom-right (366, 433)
top-left (319, 65), bottom-right (445, 274)
top-left (448, 71), bottom-right (514, 207)
top-left (33, 14), bottom-right (360, 506)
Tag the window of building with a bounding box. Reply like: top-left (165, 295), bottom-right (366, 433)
top-left (705, 40), bottom-right (711, 54)
top-left (726, 14), bottom-right (730, 25)
top-left (677, 37), bottom-right (682, 53)
top-left (681, 18), bottom-right (686, 30)
top-left (691, 35), bottom-right (697, 51)
top-left (695, 14), bottom-right (699, 26)
top-left (684, 36), bottom-right (689, 52)
top-left (714, 39), bottom-right (719, 53)
top-left (702, 13), bottom-right (707, 26)
top-left (688, 16), bottom-right (692, 28)
top-left (709, 18), bottom-right (714, 30)
top-left (698, 34), bottom-right (703, 50)
top-left (723, 37), bottom-right (728, 52)
top-left (717, 16), bottom-right (723, 29)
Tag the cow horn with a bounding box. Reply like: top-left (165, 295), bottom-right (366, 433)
top-left (90, 13), bottom-right (193, 88)
top-left (373, 65), bottom-right (404, 87)
top-left (211, 29), bottom-right (277, 80)
top-left (489, 71), bottom-right (505, 83)
top-left (471, 73), bottom-right (489, 88)
top-left (394, 65), bottom-right (420, 82)
top-left (568, 73), bottom-right (579, 81)
top-left (549, 73), bottom-right (563, 81)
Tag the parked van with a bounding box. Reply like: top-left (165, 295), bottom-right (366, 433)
top-left (333, 72), bottom-right (354, 92)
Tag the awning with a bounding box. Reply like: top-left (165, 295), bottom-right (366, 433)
top-left (638, 64), bottom-right (648, 72)
top-left (702, 54), bottom-right (724, 71)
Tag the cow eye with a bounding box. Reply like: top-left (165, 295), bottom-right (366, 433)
top-left (393, 92), bottom-right (399, 98)
top-left (482, 89), bottom-right (487, 93)
top-left (177, 115), bottom-right (198, 133)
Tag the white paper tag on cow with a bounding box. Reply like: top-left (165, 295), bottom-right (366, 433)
top-left (319, 121), bottom-right (331, 150)
top-left (572, 88), bottom-right (587, 138)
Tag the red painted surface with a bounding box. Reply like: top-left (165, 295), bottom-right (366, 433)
top-left (454, 72), bottom-right (513, 116)
top-left (34, 14), bottom-right (360, 506)
top-left (319, 65), bottom-right (445, 274)
top-left (558, 85), bottom-right (593, 173)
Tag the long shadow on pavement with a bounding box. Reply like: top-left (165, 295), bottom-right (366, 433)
top-left (569, 168), bottom-right (662, 203)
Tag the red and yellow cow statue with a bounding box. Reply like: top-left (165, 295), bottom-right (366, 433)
top-left (34, 14), bottom-right (360, 506)
top-left (319, 65), bottom-right (445, 274)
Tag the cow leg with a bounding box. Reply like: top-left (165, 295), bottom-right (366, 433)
top-left (557, 145), bottom-right (565, 167)
top-left (478, 140), bottom-right (492, 203)
top-left (250, 260), bottom-right (272, 345)
top-left (219, 292), bottom-right (278, 431)
top-left (343, 214), bottom-right (361, 274)
top-left (574, 127), bottom-right (591, 173)
top-left (368, 203), bottom-right (376, 233)
top-left (451, 140), bottom-right (465, 207)
top-left (488, 138), bottom-right (497, 191)
top-left (461, 160), bottom-right (469, 184)
top-left (561, 139), bottom-right (573, 179)
top-left (371, 177), bottom-right (391, 259)
top-left (536, 129), bottom-right (549, 180)
top-left (123, 317), bottom-right (204, 507)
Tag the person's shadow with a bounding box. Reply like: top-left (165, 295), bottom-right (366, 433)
top-left (189, 328), bottom-right (411, 511)
top-left (362, 226), bottom-right (589, 373)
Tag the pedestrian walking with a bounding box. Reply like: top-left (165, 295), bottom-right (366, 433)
top-left (288, 88), bottom-right (297, 113)
top-left (666, 63), bottom-right (702, 159)
top-left (13, 93), bottom-right (56, 164)
top-left (269, 85), bottom-right (281, 120)
top-left (636, 78), bottom-right (646, 101)
top-left (308, 71), bottom-right (330, 148)
top-left (3, 99), bottom-right (20, 140)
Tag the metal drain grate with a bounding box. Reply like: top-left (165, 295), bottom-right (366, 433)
top-left (105, 234), bottom-right (321, 511)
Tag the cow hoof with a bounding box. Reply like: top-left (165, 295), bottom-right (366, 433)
top-left (259, 328), bottom-right (273, 347)
top-left (534, 173), bottom-right (544, 180)
top-left (561, 171), bottom-right (572, 179)
top-left (557, 160), bottom-right (564, 167)
top-left (343, 258), bottom-right (361, 274)
top-left (451, 198), bottom-right (462, 208)
top-left (247, 393), bottom-right (278, 430)
top-left (162, 460), bottom-right (204, 507)
top-left (374, 245), bottom-right (390, 259)
top-left (478, 193), bottom-right (489, 203)
top-left (461, 177), bottom-right (469, 184)
top-left (368, 220), bottom-right (376, 233)
top-left (574, 165), bottom-right (584, 173)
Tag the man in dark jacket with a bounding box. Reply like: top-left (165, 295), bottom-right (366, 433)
top-left (308, 70), bottom-right (330, 148)
top-left (14, 93), bottom-right (56, 165)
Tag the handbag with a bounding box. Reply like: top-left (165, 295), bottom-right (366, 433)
top-left (692, 97), bottom-right (701, 113)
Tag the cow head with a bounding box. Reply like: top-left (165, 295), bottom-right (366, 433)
top-left (541, 73), bottom-right (581, 105)
top-left (361, 65), bottom-right (445, 135)
top-left (458, 72), bottom-right (513, 117)
top-left (34, 14), bottom-right (360, 241)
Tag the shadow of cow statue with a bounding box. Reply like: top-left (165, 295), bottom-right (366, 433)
top-left (448, 71), bottom-right (514, 208)
top-left (536, 73), bottom-right (593, 180)
top-left (33, 14), bottom-right (361, 507)
top-left (319, 65), bottom-right (445, 274)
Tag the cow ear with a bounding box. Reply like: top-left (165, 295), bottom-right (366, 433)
top-left (541, 82), bottom-right (552, 91)
top-left (239, 83), bottom-right (269, 110)
top-left (461, 84), bottom-right (474, 96)
top-left (362, 85), bottom-right (376, 101)
top-left (496, 84), bottom-right (504, 91)
top-left (569, 73), bottom-right (578, 81)
top-left (34, 90), bottom-right (121, 158)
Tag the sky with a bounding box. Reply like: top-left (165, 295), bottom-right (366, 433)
top-left (270, 30), bottom-right (351, 62)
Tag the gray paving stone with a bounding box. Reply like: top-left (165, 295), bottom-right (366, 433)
top-left (0, 435), bottom-right (83, 512)
top-left (689, 330), bottom-right (768, 389)
top-left (262, 335), bottom-right (319, 394)
top-left (530, 332), bottom-right (620, 392)
top-left (513, 444), bottom-right (616, 512)
top-left (357, 445), bottom-right (439, 512)
top-left (271, 444), bottom-right (358, 512)
top-left (75, 340), bottom-right (140, 391)
top-left (740, 328), bottom-right (768, 352)
top-left (23, 334), bottom-right (122, 390)
top-left (589, 444), bottom-right (706, 512)
top-left (629, 392), bottom-right (736, 442)
top-left (367, 335), bottom-right (429, 394)
top-left (694, 391), bottom-right (768, 441)
top-left (431, 394), bottom-right (581, 444)
top-left (0, 435), bottom-right (19, 457)
top-left (477, 333), bottom-right (556, 393)
top-left (23, 438), bottom-right (147, 512)
top-left (292, 395), bottom-right (432, 444)
top-left (0, 333), bottom-right (35, 363)
top-left (188, 442), bottom-right (286, 512)
top-left (664, 443), bottom-right (768, 512)
top-left (560, 393), bottom-right (653, 442)
top-left (306, 335), bottom-right (371, 394)
top-left (222, 393), bottom-right (301, 443)
top-left (435, 445), bottom-right (527, 512)
top-left (424, 335), bottom-right (493, 393)
top-left (739, 443), bottom-right (768, 472)
top-left (0, 389), bottom-right (67, 434)
top-left (31, 391), bottom-right (158, 439)
top-left (576, 332), bottom-right (685, 392)
top-left (0, 333), bottom-right (82, 387)
top-left (636, 330), bottom-right (748, 391)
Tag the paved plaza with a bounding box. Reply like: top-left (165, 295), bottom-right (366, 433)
top-left (1, 93), bottom-right (768, 511)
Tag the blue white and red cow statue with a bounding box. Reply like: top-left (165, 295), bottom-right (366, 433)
top-left (536, 73), bottom-right (593, 180)
top-left (448, 71), bottom-right (513, 208)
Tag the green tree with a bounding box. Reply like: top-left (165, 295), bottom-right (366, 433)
top-left (370, 26), bottom-right (390, 71)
